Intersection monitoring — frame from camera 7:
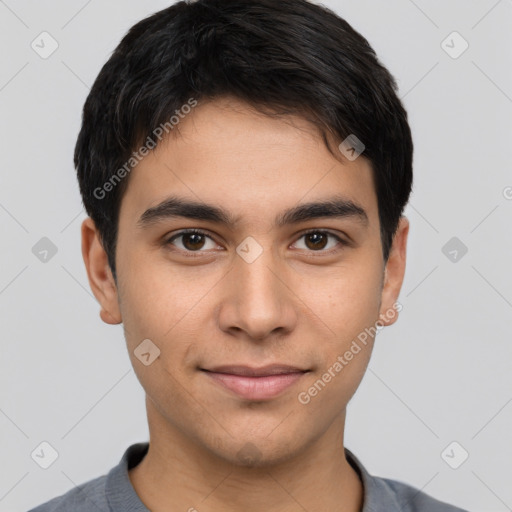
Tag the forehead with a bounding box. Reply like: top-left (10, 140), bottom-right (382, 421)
top-left (119, 97), bottom-right (378, 228)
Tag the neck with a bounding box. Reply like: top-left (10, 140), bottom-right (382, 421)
top-left (129, 398), bottom-right (363, 512)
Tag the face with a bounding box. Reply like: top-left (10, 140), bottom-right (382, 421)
top-left (82, 96), bottom-right (408, 467)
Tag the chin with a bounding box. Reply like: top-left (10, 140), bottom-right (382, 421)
top-left (206, 434), bottom-right (303, 469)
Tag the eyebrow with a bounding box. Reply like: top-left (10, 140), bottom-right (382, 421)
top-left (137, 195), bottom-right (369, 229)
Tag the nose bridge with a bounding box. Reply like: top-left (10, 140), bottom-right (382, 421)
top-left (237, 243), bottom-right (279, 301)
top-left (236, 238), bottom-right (282, 308)
top-left (219, 238), bottom-right (296, 339)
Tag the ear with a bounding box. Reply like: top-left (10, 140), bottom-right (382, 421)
top-left (378, 216), bottom-right (409, 327)
top-left (81, 217), bottom-right (122, 325)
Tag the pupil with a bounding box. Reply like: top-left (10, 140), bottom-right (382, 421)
top-left (184, 233), bottom-right (204, 250)
top-left (306, 233), bottom-right (327, 250)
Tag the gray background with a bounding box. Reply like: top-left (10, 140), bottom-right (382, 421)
top-left (1, 1), bottom-right (511, 511)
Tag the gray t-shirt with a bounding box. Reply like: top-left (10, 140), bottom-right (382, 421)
top-left (28, 442), bottom-right (469, 511)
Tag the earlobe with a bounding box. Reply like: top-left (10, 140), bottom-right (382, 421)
top-left (81, 217), bottom-right (122, 325)
top-left (100, 307), bottom-right (121, 324)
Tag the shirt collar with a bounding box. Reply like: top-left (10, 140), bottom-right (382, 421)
top-left (106, 442), bottom-right (150, 511)
top-left (345, 447), bottom-right (404, 511)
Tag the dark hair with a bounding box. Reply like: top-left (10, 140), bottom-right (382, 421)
top-left (75, 0), bottom-right (413, 282)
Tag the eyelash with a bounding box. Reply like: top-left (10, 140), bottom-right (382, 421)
top-left (164, 228), bottom-right (348, 257)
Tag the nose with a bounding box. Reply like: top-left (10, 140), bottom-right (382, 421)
top-left (217, 243), bottom-right (298, 341)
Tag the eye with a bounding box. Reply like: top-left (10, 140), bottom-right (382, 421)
top-left (164, 228), bottom-right (348, 256)
top-left (292, 230), bottom-right (346, 253)
top-left (165, 229), bottom-right (219, 253)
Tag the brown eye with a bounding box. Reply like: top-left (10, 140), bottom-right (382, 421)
top-left (304, 232), bottom-right (328, 250)
top-left (181, 233), bottom-right (206, 251)
top-left (166, 230), bottom-right (218, 252)
top-left (293, 230), bottom-right (345, 252)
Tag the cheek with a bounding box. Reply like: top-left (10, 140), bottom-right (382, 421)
top-left (118, 267), bottom-right (204, 420)
top-left (292, 255), bottom-right (382, 402)
top-left (296, 290), bottom-right (378, 415)
top-left (295, 256), bottom-right (383, 339)
top-left (116, 253), bottom-right (220, 387)
top-left (117, 245), bottom-right (209, 338)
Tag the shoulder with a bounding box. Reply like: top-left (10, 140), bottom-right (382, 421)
top-left (345, 448), bottom-right (469, 512)
top-left (372, 475), bottom-right (470, 512)
top-left (27, 442), bottom-right (149, 512)
top-left (27, 473), bottom-right (108, 512)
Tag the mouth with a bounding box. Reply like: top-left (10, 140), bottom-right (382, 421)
top-left (200, 364), bottom-right (310, 401)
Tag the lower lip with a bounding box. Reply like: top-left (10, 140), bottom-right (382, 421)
top-left (202, 371), bottom-right (306, 400)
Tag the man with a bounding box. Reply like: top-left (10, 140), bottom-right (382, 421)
top-left (29, 0), bottom-right (469, 510)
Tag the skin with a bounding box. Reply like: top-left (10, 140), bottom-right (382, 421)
top-left (82, 96), bottom-right (409, 512)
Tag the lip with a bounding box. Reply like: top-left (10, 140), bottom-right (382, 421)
top-left (203, 364), bottom-right (307, 377)
top-left (201, 365), bottom-right (309, 400)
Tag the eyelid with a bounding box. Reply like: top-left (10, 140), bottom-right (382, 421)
top-left (290, 228), bottom-right (348, 253)
top-left (165, 228), bottom-right (222, 253)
